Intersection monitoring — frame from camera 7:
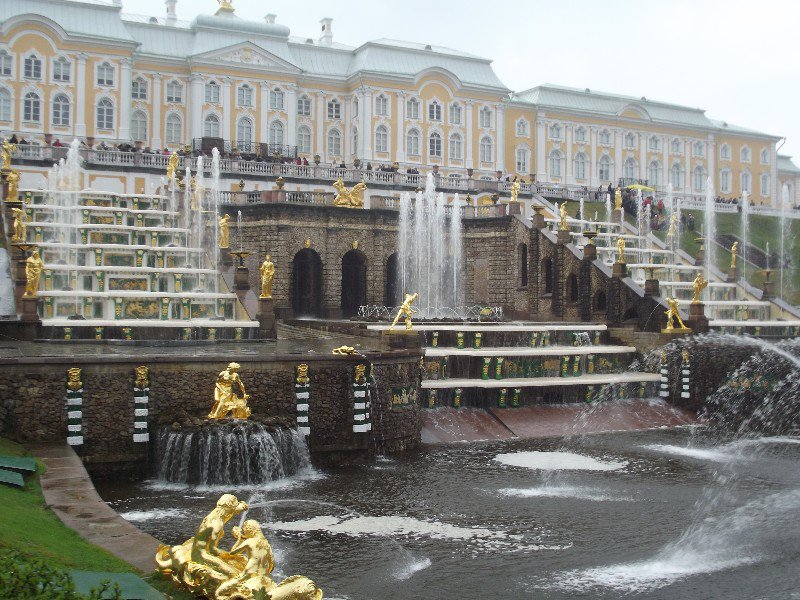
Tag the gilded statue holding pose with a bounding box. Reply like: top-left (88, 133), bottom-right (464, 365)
top-left (616, 237), bottom-right (626, 263)
top-left (24, 250), bottom-right (44, 297)
top-left (5, 169), bottom-right (20, 202)
top-left (11, 207), bottom-right (26, 242)
top-left (663, 297), bottom-right (690, 332)
top-left (332, 177), bottom-right (367, 208)
top-left (166, 152), bottom-right (179, 181)
top-left (208, 362), bottom-right (250, 419)
top-left (692, 273), bottom-right (708, 303)
top-left (510, 176), bottom-right (521, 203)
top-left (2, 139), bottom-right (16, 170)
top-left (389, 292), bottom-right (418, 331)
top-left (614, 188), bottom-right (622, 210)
top-left (218, 214), bottom-right (230, 249)
top-left (259, 254), bottom-right (275, 299)
top-left (559, 202), bottom-right (568, 231)
top-left (730, 241), bottom-right (739, 269)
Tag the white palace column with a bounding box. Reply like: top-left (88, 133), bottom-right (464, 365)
top-left (286, 84), bottom-right (297, 151)
top-left (662, 138), bottom-right (669, 189)
top-left (259, 83), bottom-right (269, 144)
top-left (614, 129), bottom-right (623, 182)
top-left (590, 126), bottom-right (597, 188)
top-left (151, 74), bottom-right (162, 149)
top-left (495, 103), bottom-right (505, 172)
top-left (360, 88), bottom-right (373, 161)
top-left (222, 78), bottom-right (232, 141)
top-left (684, 139), bottom-right (691, 193)
top-left (707, 134), bottom-right (715, 194)
top-left (119, 58), bottom-right (132, 140)
top-left (75, 53), bottom-right (87, 137)
top-left (639, 132), bottom-right (646, 181)
top-left (565, 124), bottom-right (572, 184)
top-left (189, 74), bottom-right (203, 141)
top-left (395, 91), bottom-right (405, 162)
top-left (465, 100), bottom-right (474, 169)
top-left (536, 117), bottom-right (546, 179)
top-left (343, 95), bottom-right (352, 158)
top-left (315, 92), bottom-right (325, 156)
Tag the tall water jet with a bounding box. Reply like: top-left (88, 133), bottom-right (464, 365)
top-left (605, 193), bottom-right (611, 222)
top-left (779, 184), bottom-right (792, 300)
top-left (398, 192), bottom-right (411, 299)
top-left (704, 176), bottom-right (716, 288)
top-left (194, 155), bottom-right (205, 264)
top-left (636, 189), bottom-right (644, 236)
top-left (741, 190), bottom-right (749, 280)
top-left (210, 148), bottom-right (221, 294)
top-left (449, 193), bottom-right (463, 308)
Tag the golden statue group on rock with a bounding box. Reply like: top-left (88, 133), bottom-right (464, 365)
top-left (332, 177), bottom-right (366, 208)
top-left (208, 362), bottom-right (251, 420)
top-left (389, 292), bottom-right (418, 331)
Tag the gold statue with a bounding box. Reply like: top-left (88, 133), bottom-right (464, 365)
top-left (559, 202), bottom-right (568, 231)
top-left (66, 367), bottom-right (82, 391)
top-left (2, 139), bottom-right (16, 170)
top-left (134, 366), bottom-right (149, 389)
top-left (216, 0), bottom-right (235, 12)
top-left (730, 241), bottom-right (739, 269)
top-left (332, 177), bottom-right (367, 208)
top-left (332, 345), bottom-right (357, 355)
top-left (662, 297), bottom-right (691, 333)
top-left (614, 188), bottom-right (622, 210)
top-left (692, 273), bottom-right (708, 303)
top-left (389, 292), bottom-right (418, 331)
top-left (208, 362), bottom-right (251, 420)
top-left (667, 213), bottom-right (678, 239)
top-left (11, 207), bottom-right (26, 242)
top-left (616, 237), bottom-right (626, 263)
top-left (166, 152), bottom-right (179, 181)
top-left (259, 254), bottom-right (275, 299)
top-left (218, 214), bottom-right (230, 249)
top-left (510, 177), bottom-right (521, 203)
top-left (24, 250), bottom-right (44, 297)
top-left (6, 169), bottom-right (20, 202)
top-left (156, 494), bottom-right (322, 600)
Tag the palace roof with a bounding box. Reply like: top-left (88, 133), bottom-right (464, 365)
top-left (778, 155), bottom-right (800, 174)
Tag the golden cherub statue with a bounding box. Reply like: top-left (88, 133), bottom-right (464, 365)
top-left (616, 237), bottom-right (626, 263)
top-left (166, 152), bottom-right (179, 181)
top-left (692, 273), bottom-right (708, 303)
top-left (730, 241), bottom-right (739, 269)
top-left (2, 139), bottom-right (16, 170)
top-left (11, 207), bottom-right (26, 242)
top-left (662, 297), bottom-right (691, 333)
top-left (208, 362), bottom-right (251, 419)
top-left (667, 213), bottom-right (678, 239)
top-left (332, 177), bottom-right (367, 208)
top-left (389, 292), bottom-right (418, 331)
top-left (156, 494), bottom-right (322, 600)
top-left (6, 169), bottom-right (20, 202)
top-left (559, 202), bottom-right (568, 231)
top-left (24, 250), bottom-right (44, 297)
top-left (259, 254), bottom-right (275, 299)
top-left (510, 176), bottom-right (521, 203)
top-left (218, 214), bottom-right (230, 249)
top-left (614, 188), bottom-right (622, 210)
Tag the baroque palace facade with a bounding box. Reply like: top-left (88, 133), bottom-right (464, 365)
top-left (1, 0), bottom-right (798, 205)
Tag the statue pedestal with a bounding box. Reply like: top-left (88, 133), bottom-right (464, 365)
top-left (257, 297), bottom-right (276, 339)
top-left (727, 267), bottom-right (739, 283)
top-left (687, 301), bottom-right (709, 334)
top-left (695, 249), bottom-right (704, 265)
top-left (531, 210), bottom-right (546, 229)
top-left (612, 262), bottom-right (627, 278)
top-left (20, 296), bottom-right (40, 322)
top-left (644, 278), bottom-right (660, 296)
top-left (660, 326), bottom-right (691, 335)
top-left (761, 280), bottom-right (775, 300)
top-left (234, 266), bottom-right (249, 290)
top-left (506, 200), bottom-right (521, 216)
top-left (582, 243), bottom-right (597, 260)
top-left (219, 247), bottom-right (233, 267)
top-left (381, 329), bottom-right (423, 350)
top-left (556, 229), bottom-right (571, 244)
top-left (612, 208), bottom-right (623, 224)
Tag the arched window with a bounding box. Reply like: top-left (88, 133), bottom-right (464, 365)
top-left (0, 51), bottom-right (12, 76)
top-left (549, 123), bottom-right (562, 140)
top-left (449, 102), bottom-right (462, 125)
top-left (166, 113), bottom-right (182, 143)
top-left (52, 94), bottom-right (70, 126)
top-left (516, 119), bottom-right (528, 137)
top-left (449, 133), bottom-right (462, 160)
top-left (131, 110), bottom-right (147, 141)
top-left (542, 257), bottom-right (554, 294)
top-left (740, 146), bottom-right (751, 162)
top-left (720, 144), bottom-right (730, 160)
top-left (760, 149), bottom-right (769, 165)
top-left (549, 149), bottom-right (564, 178)
top-left (741, 171), bottom-right (751, 194)
top-left (623, 157), bottom-right (638, 180)
top-left (327, 128), bottom-right (342, 157)
top-left (406, 128), bottom-right (420, 156)
top-left (237, 84), bottom-right (253, 107)
top-left (574, 152), bottom-right (588, 180)
top-left (297, 95), bottom-right (311, 116)
top-left (519, 243), bottom-right (528, 287)
top-left (96, 62), bottom-right (114, 86)
top-left (671, 139), bottom-right (683, 154)
top-left (375, 94), bottom-right (388, 116)
top-left (375, 125), bottom-right (388, 153)
top-left (479, 136), bottom-right (493, 163)
top-left (574, 126), bottom-right (586, 143)
top-left (594, 290), bottom-right (607, 312)
top-left (624, 132), bottom-right (636, 149)
top-left (567, 273), bottom-right (579, 302)
top-left (96, 97), bottom-right (113, 129)
top-left (406, 97), bottom-right (420, 120)
top-left (53, 57), bottom-right (70, 82)
top-left (269, 87), bottom-right (284, 110)
top-left (599, 129), bottom-right (611, 145)
top-left (23, 92), bottom-right (41, 122)
top-left (429, 131), bottom-right (442, 157)
top-left (648, 135), bottom-right (660, 151)
top-left (720, 168), bottom-right (732, 194)
top-left (203, 113), bottom-right (220, 137)
top-left (516, 147), bottom-right (529, 173)
top-left (132, 77), bottom-right (148, 100)
top-left (204, 81), bottom-right (220, 103)
top-left (296, 125), bottom-right (311, 153)
top-left (693, 165), bottom-right (706, 192)
top-left (599, 154), bottom-right (612, 181)
top-left (428, 100), bottom-right (441, 121)
top-left (670, 163), bottom-right (683, 190)
top-left (647, 160), bottom-right (661, 186)
top-left (693, 141), bottom-right (705, 157)
top-left (0, 89), bottom-right (10, 121)
top-left (268, 120), bottom-right (283, 147)
top-left (760, 173), bottom-right (770, 196)
top-left (24, 54), bottom-right (42, 79)
top-left (326, 99), bottom-right (340, 120)
top-left (351, 127), bottom-right (358, 156)
top-left (237, 117), bottom-right (254, 147)
top-left (166, 80), bottom-right (183, 103)
top-left (479, 107), bottom-right (493, 128)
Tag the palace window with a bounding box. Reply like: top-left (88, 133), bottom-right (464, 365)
top-left (479, 107), bottom-right (493, 128)
top-left (449, 102), bottom-right (462, 125)
top-left (269, 87), bottom-right (284, 110)
top-left (131, 111), bottom-right (147, 141)
top-left (599, 129), bottom-right (611, 145)
top-left (649, 135), bottom-right (661, 152)
top-left (429, 131), bottom-right (442, 157)
top-left (375, 94), bottom-right (388, 116)
top-left (740, 146), bottom-right (751, 162)
top-left (352, 99), bottom-right (358, 118)
top-left (406, 128), bottom-right (420, 156)
top-left (52, 94), bottom-right (70, 126)
top-left (203, 114), bottom-right (220, 137)
top-left (549, 149), bottom-right (564, 178)
top-left (574, 152), bottom-right (588, 180)
top-left (693, 165), bottom-right (706, 192)
top-left (449, 133), bottom-right (462, 160)
top-left (96, 62), bottom-right (114, 86)
top-left (623, 157), bottom-right (638, 180)
top-left (0, 51), bottom-right (11, 76)
top-left (599, 154), bottom-right (612, 180)
top-left (238, 84), bottom-right (253, 107)
top-left (428, 100), bottom-right (442, 122)
top-left (352, 127), bottom-right (358, 156)
top-left (53, 57), bottom-right (70, 82)
top-left (327, 128), bottom-right (341, 157)
top-left (24, 92), bottom-right (41, 122)
top-left (406, 97), bottom-right (420, 120)
top-left (24, 54), bottom-right (42, 80)
top-left (517, 119), bottom-right (529, 137)
top-left (720, 168), bottom-right (732, 193)
top-left (719, 144), bottom-right (730, 160)
top-left (204, 81), bottom-right (220, 103)
top-left (549, 123), bottom-right (562, 140)
top-left (692, 141), bottom-right (705, 157)
top-left (575, 126), bottom-right (586, 143)
top-left (479, 136), bottom-right (493, 163)
top-left (760, 173), bottom-right (770, 196)
top-left (296, 125), bottom-right (311, 154)
top-left (624, 132), bottom-right (636, 149)
top-left (326, 99), bottom-right (340, 120)
top-left (0, 89), bottom-right (10, 121)
top-left (670, 163), bottom-right (683, 190)
top-left (741, 171), bottom-right (751, 194)
top-left (648, 160), bottom-right (661, 187)
top-left (375, 125), bottom-right (388, 153)
top-left (166, 81), bottom-right (183, 103)
top-left (269, 120), bottom-right (284, 146)
top-left (96, 97), bottom-right (114, 130)
top-left (237, 117), bottom-right (254, 147)
top-left (671, 139), bottom-right (683, 154)
top-left (297, 95), bottom-right (311, 116)
top-left (760, 149), bottom-right (769, 165)
top-left (166, 114), bottom-right (182, 143)
top-left (516, 147), bottom-right (529, 173)
top-left (131, 77), bottom-right (148, 100)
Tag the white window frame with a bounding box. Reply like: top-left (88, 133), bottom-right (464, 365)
top-left (720, 168), bottom-right (731, 194)
top-left (623, 157), bottom-right (638, 180)
top-left (760, 149), bottom-right (769, 165)
top-left (549, 149), bottom-right (564, 178)
top-left (670, 163), bottom-right (683, 190)
top-left (52, 93), bottom-right (70, 126)
top-left (574, 126), bottom-right (587, 143)
top-left (269, 87), bottom-right (284, 110)
top-left (479, 107), bottom-right (493, 128)
top-left (429, 131), bottom-right (442, 157)
top-left (131, 110), bottom-right (147, 141)
top-left (269, 120), bottom-right (284, 147)
top-left (449, 102), bottom-right (462, 125)
top-left (0, 51), bottom-right (11, 77)
top-left (599, 129), bottom-right (611, 145)
top-left (406, 128), bottom-right (420, 156)
top-left (741, 171), bottom-right (751, 194)
top-left (203, 113), bottom-right (220, 137)
top-left (0, 88), bottom-right (11, 121)
top-left (428, 100), bottom-right (441, 122)
top-left (599, 155), bottom-right (612, 180)
top-left (327, 128), bottom-right (342, 157)
top-left (375, 125), bottom-right (388, 153)
top-left (96, 62), bottom-right (114, 86)
top-left (647, 160), bottom-right (661, 186)
top-left (53, 57), bottom-right (70, 83)
top-left (131, 77), bottom-right (148, 100)
top-left (166, 80), bottom-right (183, 103)
top-left (297, 95), bottom-right (311, 116)
top-left (24, 91), bottom-right (41, 122)
top-left (671, 139), bottom-right (683, 154)
top-left (237, 117), bottom-right (254, 147)
top-left (24, 54), bottom-right (42, 80)
top-left (693, 166), bottom-right (706, 192)
top-left (479, 136), bottom-right (493, 163)
top-left (574, 152), bottom-right (588, 180)
top-left (237, 84), bottom-right (253, 108)
top-left (624, 132), bottom-right (636, 149)
top-left (720, 144), bottom-right (730, 160)
top-left (296, 125), bottom-right (311, 153)
top-left (449, 133), bottom-right (462, 160)
top-left (204, 81), bottom-right (220, 104)
top-left (760, 173), bottom-right (770, 196)
top-left (166, 113), bottom-right (182, 143)
top-left (375, 94), bottom-right (388, 117)
top-left (693, 141), bottom-right (705, 157)
top-left (327, 99), bottom-right (341, 120)
top-left (96, 97), bottom-right (114, 130)
top-left (740, 146), bottom-right (751, 163)
top-left (406, 98), bottom-right (420, 120)
top-left (515, 147), bottom-right (529, 173)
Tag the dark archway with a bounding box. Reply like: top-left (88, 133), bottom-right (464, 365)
top-left (385, 253), bottom-right (400, 306)
top-left (341, 249), bottom-right (367, 318)
top-left (541, 257), bottom-right (554, 294)
top-left (567, 273), bottom-right (579, 302)
top-left (291, 248), bottom-right (323, 317)
top-left (594, 290), bottom-right (608, 312)
top-left (518, 243), bottom-right (528, 287)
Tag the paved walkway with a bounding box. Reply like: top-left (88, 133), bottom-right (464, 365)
top-left (29, 443), bottom-right (160, 573)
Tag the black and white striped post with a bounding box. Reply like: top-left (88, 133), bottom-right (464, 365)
top-left (295, 364), bottom-right (311, 436)
top-left (65, 367), bottom-right (83, 446)
top-left (353, 363), bottom-right (372, 434)
top-left (659, 350), bottom-right (669, 399)
top-left (680, 349), bottom-right (691, 401)
top-left (133, 366), bottom-right (149, 443)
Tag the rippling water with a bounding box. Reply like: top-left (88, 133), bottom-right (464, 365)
top-left (97, 429), bottom-right (800, 600)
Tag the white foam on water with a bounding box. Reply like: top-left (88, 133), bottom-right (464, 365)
top-left (498, 485), bottom-right (633, 502)
top-left (494, 451), bottom-right (627, 472)
top-left (393, 557), bottom-right (432, 580)
top-left (0, 248), bottom-right (14, 316)
top-left (143, 467), bottom-right (324, 493)
top-left (643, 444), bottom-right (733, 462)
top-left (119, 508), bottom-right (189, 522)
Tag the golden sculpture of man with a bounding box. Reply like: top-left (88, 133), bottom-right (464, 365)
top-left (24, 250), bottom-right (44, 297)
top-left (559, 202), bottom-right (568, 230)
top-left (166, 152), bottom-right (179, 181)
top-left (510, 176), bottom-right (521, 203)
top-left (11, 207), bottom-right (26, 242)
top-left (616, 237), bottom-right (626, 263)
top-left (259, 254), bottom-right (275, 299)
top-left (692, 273), bottom-right (708, 303)
top-left (389, 292), bottom-right (418, 331)
top-left (332, 177), bottom-right (367, 208)
top-left (2, 139), bottom-right (16, 170)
top-left (208, 362), bottom-right (251, 419)
top-left (667, 213), bottom-right (678, 239)
top-left (730, 241), bottom-right (739, 269)
top-left (614, 188), bottom-right (622, 210)
top-left (6, 169), bottom-right (20, 202)
top-left (218, 214), bottom-right (230, 249)
top-left (663, 297), bottom-right (690, 332)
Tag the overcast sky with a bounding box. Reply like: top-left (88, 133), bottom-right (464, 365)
top-left (127, 0), bottom-right (800, 161)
